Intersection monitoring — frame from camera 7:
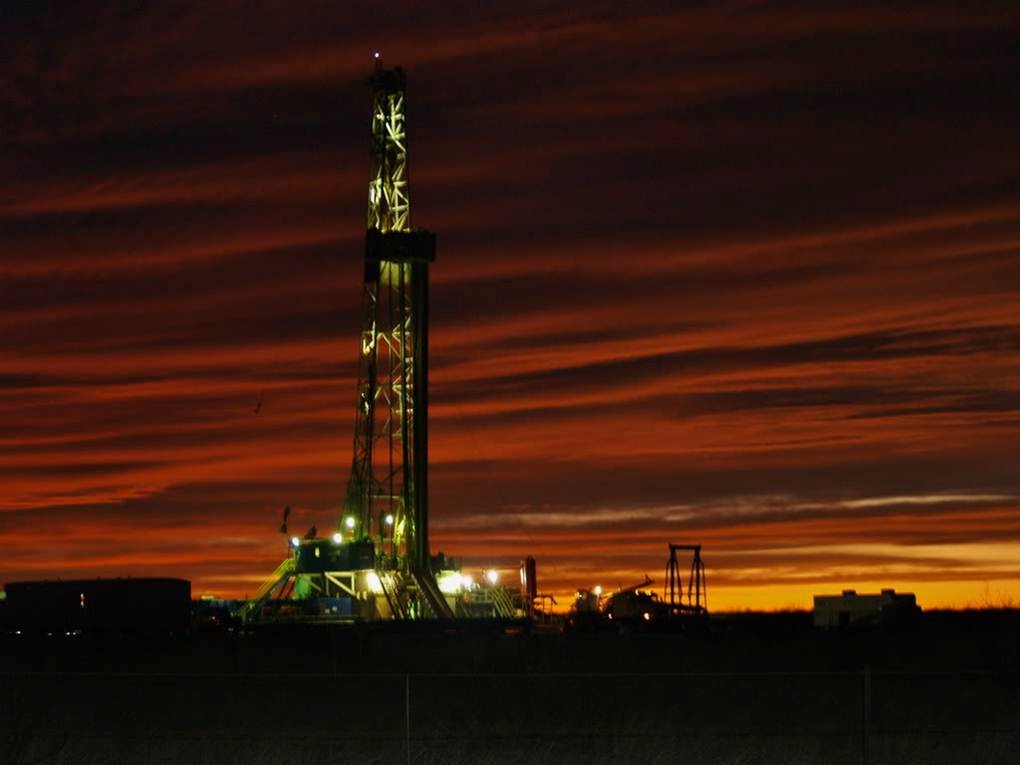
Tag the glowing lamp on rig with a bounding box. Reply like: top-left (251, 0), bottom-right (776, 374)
top-left (366, 571), bottom-right (384, 594)
top-left (344, 516), bottom-right (356, 531)
top-left (436, 572), bottom-right (463, 595)
top-left (290, 536), bottom-right (300, 548)
top-left (485, 569), bottom-right (499, 586)
top-left (331, 532), bottom-right (343, 544)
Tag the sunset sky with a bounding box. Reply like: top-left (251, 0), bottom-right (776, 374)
top-left (3, 2), bottom-right (1019, 611)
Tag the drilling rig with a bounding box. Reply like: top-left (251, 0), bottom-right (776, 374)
top-left (238, 61), bottom-right (467, 623)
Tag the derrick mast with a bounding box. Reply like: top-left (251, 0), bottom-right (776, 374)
top-left (345, 64), bottom-right (435, 571)
top-left (237, 63), bottom-right (465, 623)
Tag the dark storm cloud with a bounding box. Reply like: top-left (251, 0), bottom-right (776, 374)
top-left (431, 324), bottom-right (1020, 414)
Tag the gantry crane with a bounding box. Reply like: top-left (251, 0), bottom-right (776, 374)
top-left (665, 544), bottom-right (707, 616)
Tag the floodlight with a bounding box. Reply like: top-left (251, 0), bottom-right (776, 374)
top-left (437, 572), bottom-right (462, 595)
top-left (366, 572), bottom-right (383, 594)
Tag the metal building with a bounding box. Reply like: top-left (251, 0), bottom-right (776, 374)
top-left (2, 577), bottom-right (191, 634)
top-left (813, 588), bottom-right (919, 628)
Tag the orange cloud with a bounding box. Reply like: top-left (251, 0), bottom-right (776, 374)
top-left (2, 0), bottom-right (1019, 613)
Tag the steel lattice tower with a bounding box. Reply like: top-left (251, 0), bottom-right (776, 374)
top-left (344, 64), bottom-right (435, 572)
top-left (237, 63), bottom-right (460, 623)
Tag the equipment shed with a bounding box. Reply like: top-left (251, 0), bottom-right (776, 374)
top-left (813, 588), bottom-right (919, 628)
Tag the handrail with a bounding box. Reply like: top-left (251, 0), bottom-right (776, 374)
top-left (234, 557), bottom-right (295, 622)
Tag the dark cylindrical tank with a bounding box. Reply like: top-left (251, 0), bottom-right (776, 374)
top-left (521, 556), bottom-right (538, 603)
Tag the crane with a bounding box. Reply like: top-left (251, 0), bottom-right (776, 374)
top-left (665, 544), bottom-right (707, 616)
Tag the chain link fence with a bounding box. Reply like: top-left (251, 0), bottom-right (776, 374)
top-left (3, 667), bottom-right (1018, 764)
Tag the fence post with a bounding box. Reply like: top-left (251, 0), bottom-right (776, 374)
top-left (862, 664), bottom-right (871, 765)
top-left (405, 673), bottom-right (412, 765)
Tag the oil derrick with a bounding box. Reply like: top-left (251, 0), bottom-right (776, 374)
top-left (345, 63), bottom-right (435, 574)
top-left (341, 61), bottom-right (448, 616)
top-left (237, 61), bottom-right (453, 623)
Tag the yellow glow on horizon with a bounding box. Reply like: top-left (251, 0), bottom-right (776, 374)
top-left (689, 578), bottom-right (1020, 613)
top-left (534, 577), bottom-right (1020, 615)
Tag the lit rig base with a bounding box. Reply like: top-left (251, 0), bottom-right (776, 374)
top-left (235, 537), bottom-right (522, 624)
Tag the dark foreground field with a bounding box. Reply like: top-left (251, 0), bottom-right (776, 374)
top-left (2, 610), bottom-right (1018, 764)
